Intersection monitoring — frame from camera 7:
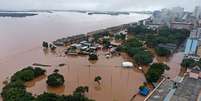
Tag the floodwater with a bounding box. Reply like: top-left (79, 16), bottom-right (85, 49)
top-left (154, 52), bottom-right (184, 78)
top-left (0, 12), bottom-right (150, 59)
top-left (25, 49), bottom-right (147, 101)
top-left (0, 12), bottom-right (185, 101)
top-left (0, 12), bottom-right (150, 101)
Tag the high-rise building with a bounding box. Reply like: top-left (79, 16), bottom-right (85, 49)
top-left (193, 6), bottom-right (201, 19)
top-left (171, 7), bottom-right (185, 18)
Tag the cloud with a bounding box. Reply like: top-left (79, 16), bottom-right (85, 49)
top-left (0, 0), bottom-right (200, 11)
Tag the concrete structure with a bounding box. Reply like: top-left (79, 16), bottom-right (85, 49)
top-left (170, 22), bottom-right (193, 30)
top-left (188, 66), bottom-right (201, 79)
top-left (170, 77), bottom-right (201, 101)
top-left (190, 29), bottom-right (201, 39)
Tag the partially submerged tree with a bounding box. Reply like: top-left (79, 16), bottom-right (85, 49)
top-left (88, 53), bottom-right (98, 60)
top-left (73, 86), bottom-right (89, 96)
top-left (94, 76), bottom-right (102, 85)
top-left (42, 41), bottom-right (49, 48)
top-left (49, 44), bottom-right (56, 51)
top-left (46, 72), bottom-right (65, 87)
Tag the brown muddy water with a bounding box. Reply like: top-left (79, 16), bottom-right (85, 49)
top-left (0, 47), bottom-right (147, 101)
top-left (0, 12), bottom-right (151, 101)
top-left (154, 52), bottom-right (184, 78)
top-left (0, 12), bottom-right (184, 101)
top-left (0, 46), bottom-right (184, 101)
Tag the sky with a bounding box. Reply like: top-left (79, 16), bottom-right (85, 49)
top-left (0, 0), bottom-right (200, 11)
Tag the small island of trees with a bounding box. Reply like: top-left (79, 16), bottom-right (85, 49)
top-left (46, 69), bottom-right (65, 87)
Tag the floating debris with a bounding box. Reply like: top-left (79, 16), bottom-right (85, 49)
top-left (33, 63), bottom-right (51, 67)
top-left (58, 63), bottom-right (66, 67)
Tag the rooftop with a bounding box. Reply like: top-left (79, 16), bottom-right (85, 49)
top-left (184, 38), bottom-right (198, 55)
top-left (171, 77), bottom-right (201, 101)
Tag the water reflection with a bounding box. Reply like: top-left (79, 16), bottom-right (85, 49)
top-left (47, 85), bottom-right (65, 94)
top-left (43, 48), bottom-right (49, 55)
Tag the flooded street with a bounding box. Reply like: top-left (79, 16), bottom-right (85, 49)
top-left (154, 52), bottom-right (184, 79)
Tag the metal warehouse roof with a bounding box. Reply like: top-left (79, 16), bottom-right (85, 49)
top-left (184, 38), bottom-right (198, 55)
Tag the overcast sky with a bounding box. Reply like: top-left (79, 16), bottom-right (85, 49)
top-left (0, 0), bottom-right (200, 11)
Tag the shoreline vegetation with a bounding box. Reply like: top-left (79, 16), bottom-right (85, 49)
top-left (1, 66), bottom-right (94, 101)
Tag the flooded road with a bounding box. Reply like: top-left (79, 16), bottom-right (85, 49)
top-left (154, 52), bottom-right (184, 79)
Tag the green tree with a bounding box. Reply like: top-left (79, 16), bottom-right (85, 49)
top-left (133, 51), bottom-right (153, 65)
top-left (33, 67), bottom-right (46, 77)
top-left (2, 87), bottom-right (34, 101)
top-left (155, 47), bottom-right (171, 56)
top-left (11, 67), bottom-right (35, 82)
top-left (102, 38), bottom-right (110, 48)
top-left (36, 92), bottom-right (59, 101)
top-left (94, 76), bottom-right (102, 85)
top-left (181, 58), bottom-right (196, 68)
top-left (146, 63), bottom-right (169, 82)
top-left (73, 86), bottom-right (89, 96)
top-left (46, 72), bottom-right (65, 87)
